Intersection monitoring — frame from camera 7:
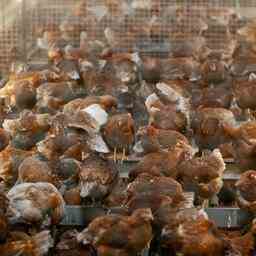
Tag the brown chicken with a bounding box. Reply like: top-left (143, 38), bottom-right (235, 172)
top-left (141, 57), bottom-right (161, 83)
top-left (102, 113), bottom-right (135, 162)
top-left (200, 51), bottom-right (228, 84)
top-left (160, 57), bottom-right (202, 81)
top-left (3, 110), bottom-right (51, 150)
top-left (7, 182), bottom-right (65, 225)
top-left (134, 125), bottom-right (190, 155)
top-left (0, 146), bottom-right (34, 187)
top-left (223, 219), bottom-right (256, 256)
top-left (13, 80), bottom-right (37, 111)
top-left (235, 170), bottom-right (256, 213)
top-left (63, 95), bottom-right (117, 116)
top-left (0, 72), bottom-right (41, 109)
top-left (56, 230), bottom-right (97, 256)
top-left (238, 20), bottom-right (256, 44)
top-left (37, 128), bottom-right (83, 161)
top-left (77, 208), bottom-right (153, 256)
top-left (233, 78), bottom-right (256, 120)
top-left (178, 149), bottom-right (225, 206)
top-left (191, 86), bottom-right (233, 109)
top-left (104, 179), bottom-right (128, 208)
top-left (223, 121), bottom-right (256, 170)
top-left (130, 141), bottom-right (194, 180)
top-left (145, 83), bottom-right (189, 133)
top-left (0, 231), bottom-right (53, 256)
top-left (37, 81), bottom-right (84, 103)
top-left (17, 156), bottom-right (58, 186)
top-left (191, 107), bottom-right (237, 150)
top-left (161, 215), bottom-right (225, 256)
top-left (126, 174), bottom-right (184, 207)
top-left (79, 154), bottom-right (118, 204)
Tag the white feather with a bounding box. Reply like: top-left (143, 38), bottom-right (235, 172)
top-left (87, 134), bottom-right (110, 153)
top-left (145, 93), bottom-right (159, 111)
top-left (156, 82), bottom-right (180, 102)
top-left (83, 104), bottom-right (108, 127)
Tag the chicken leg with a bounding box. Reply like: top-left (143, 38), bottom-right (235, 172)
top-left (121, 148), bottom-right (126, 164)
top-left (202, 199), bottom-right (209, 208)
top-left (114, 147), bottom-right (117, 163)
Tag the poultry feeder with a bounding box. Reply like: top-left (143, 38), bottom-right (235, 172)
top-left (1, 0), bottom-right (256, 256)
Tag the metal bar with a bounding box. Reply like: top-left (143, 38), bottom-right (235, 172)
top-left (60, 206), bottom-right (253, 228)
top-left (60, 206), bottom-right (107, 226)
top-left (205, 208), bottom-right (252, 228)
top-left (118, 161), bottom-right (241, 181)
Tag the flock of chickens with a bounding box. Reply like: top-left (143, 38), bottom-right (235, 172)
top-left (1, 0), bottom-right (256, 255)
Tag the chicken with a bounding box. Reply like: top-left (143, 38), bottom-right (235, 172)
top-left (235, 170), bottom-right (256, 213)
top-left (13, 80), bottom-right (37, 110)
top-left (200, 51), bottom-right (228, 84)
top-left (17, 156), bottom-right (58, 186)
top-left (0, 146), bottom-right (34, 187)
top-left (0, 72), bottom-right (41, 109)
top-left (145, 82), bottom-right (190, 133)
top-left (130, 141), bottom-right (194, 180)
top-left (160, 57), bottom-right (202, 81)
top-left (7, 182), bottom-right (65, 225)
top-left (223, 219), bottom-right (256, 256)
top-left (67, 106), bottom-right (111, 154)
top-left (56, 230), bottom-right (97, 256)
top-left (37, 128), bottom-right (83, 161)
top-left (191, 86), bottom-right (233, 109)
top-left (233, 78), bottom-right (256, 120)
top-left (104, 179), bottom-right (128, 208)
top-left (0, 231), bottom-right (53, 256)
top-left (109, 54), bottom-right (139, 89)
top-left (63, 95), bottom-right (117, 116)
top-left (79, 154), bottom-right (118, 204)
top-left (0, 192), bottom-right (8, 243)
top-left (36, 81), bottom-right (86, 114)
top-left (102, 113), bottom-right (135, 162)
top-left (161, 214), bottom-right (225, 256)
top-left (223, 121), bottom-right (256, 170)
top-left (133, 125), bottom-right (190, 155)
top-left (126, 174), bottom-right (185, 208)
top-left (178, 149), bottom-right (225, 206)
top-left (238, 20), bottom-right (256, 44)
top-left (77, 208), bottom-right (153, 256)
top-left (141, 57), bottom-right (161, 83)
top-left (191, 107), bottom-right (237, 150)
top-left (3, 111), bottom-right (51, 150)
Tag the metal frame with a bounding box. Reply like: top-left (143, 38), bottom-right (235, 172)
top-left (60, 206), bottom-right (252, 228)
top-left (117, 159), bottom-right (241, 182)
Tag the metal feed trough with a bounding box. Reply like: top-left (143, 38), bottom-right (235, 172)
top-left (61, 206), bottom-right (253, 228)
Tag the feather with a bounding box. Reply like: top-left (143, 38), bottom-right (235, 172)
top-left (83, 104), bottom-right (109, 127)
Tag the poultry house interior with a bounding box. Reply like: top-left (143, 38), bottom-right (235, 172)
top-left (1, 0), bottom-right (256, 255)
